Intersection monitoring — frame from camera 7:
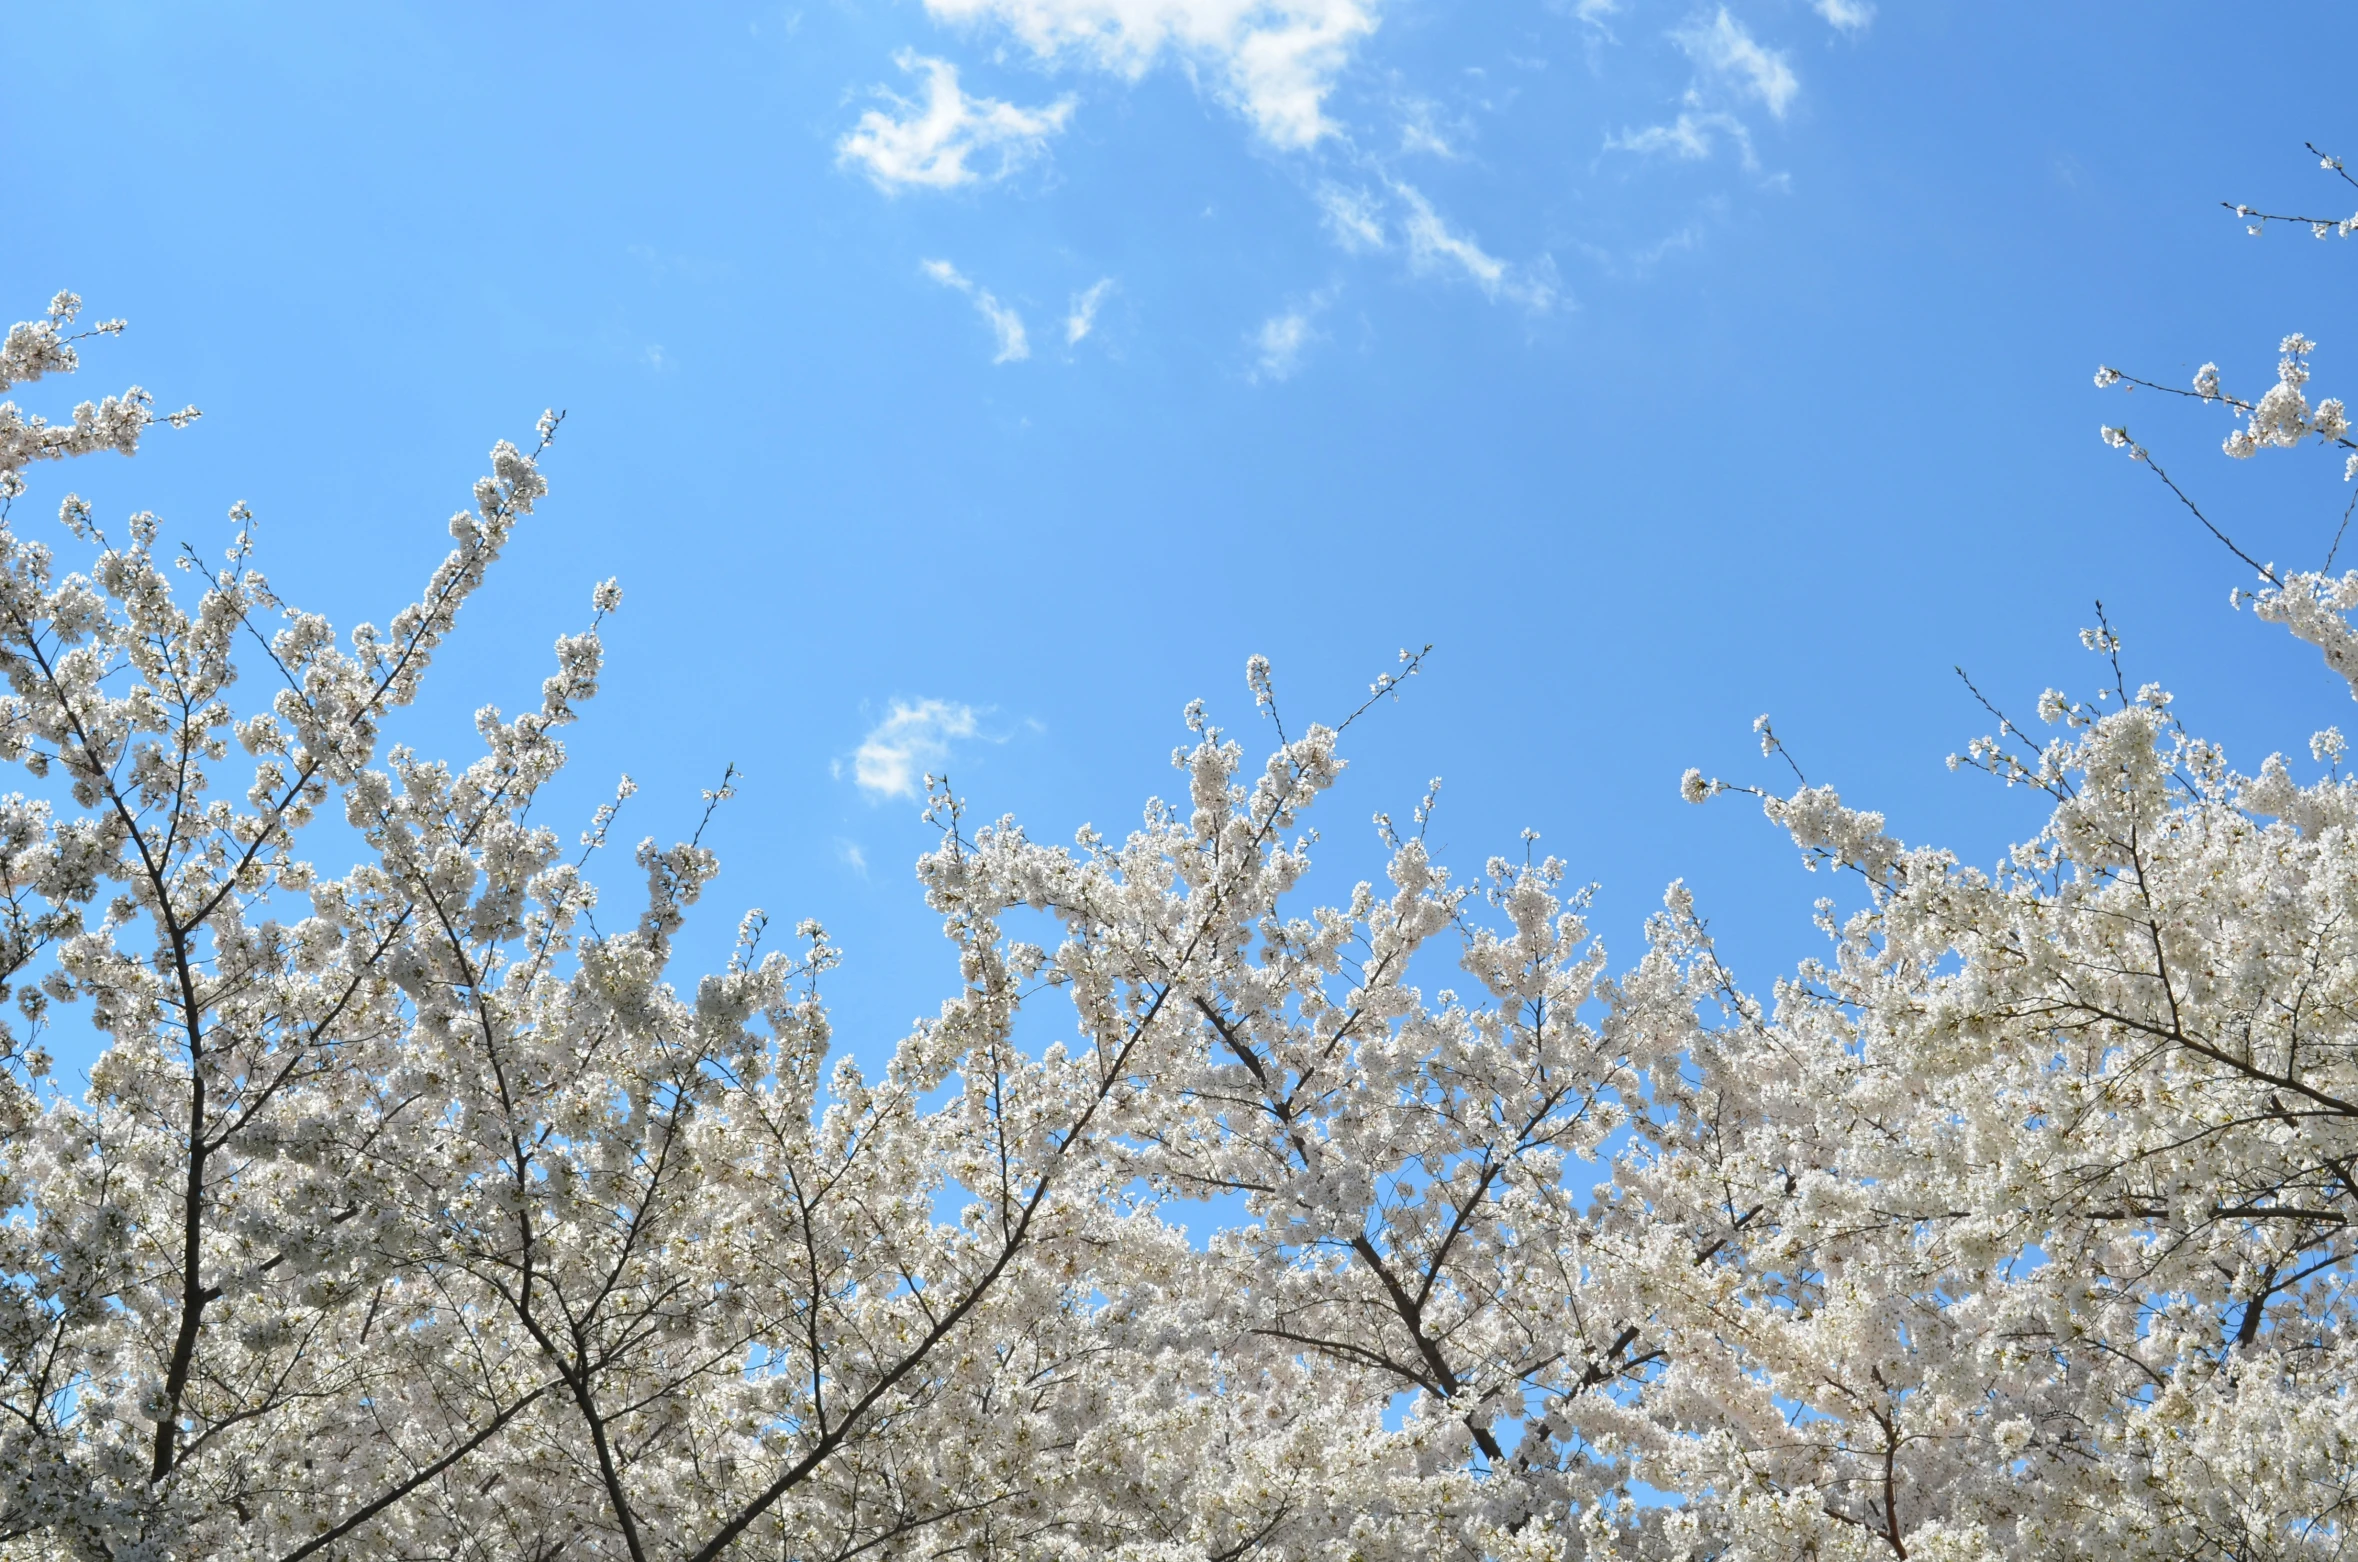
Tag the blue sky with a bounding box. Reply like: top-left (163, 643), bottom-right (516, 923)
top-left (9, 2), bottom-right (2358, 1068)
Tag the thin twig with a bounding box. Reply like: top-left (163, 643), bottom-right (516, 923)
top-left (2136, 449), bottom-right (2280, 585)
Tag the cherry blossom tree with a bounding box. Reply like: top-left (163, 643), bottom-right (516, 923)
top-left (5, 146), bottom-right (2358, 1562)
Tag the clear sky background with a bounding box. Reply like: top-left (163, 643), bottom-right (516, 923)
top-left (9, 1), bottom-right (2358, 1073)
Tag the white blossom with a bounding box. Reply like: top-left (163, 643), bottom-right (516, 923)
top-left (2219, 331), bottom-right (2351, 459)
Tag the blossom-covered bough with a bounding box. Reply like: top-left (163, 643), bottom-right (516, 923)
top-left (6, 148), bottom-right (2358, 1562)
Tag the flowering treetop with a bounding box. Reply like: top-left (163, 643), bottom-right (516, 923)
top-left (2, 151), bottom-right (2357, 1562)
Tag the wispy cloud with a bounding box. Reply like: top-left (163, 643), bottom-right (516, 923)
top-left (1248, 285), bottom-right (1352, 380)
top-left (1396, 184), bottom-right (1557, 310)
top-left (1311, 181), bottom-right (1377, 252)
top-left (849, 699), bottom-right (982, 799)
top-left (1252, 308), bottom-right (1318, 381)
top-left (839, 52), bottom-right (1073, 190)
top-left (1604, 109), bottom-right (1754, 167)
top-left (1674, 8), bottom-right (1798, 118)
top-left (1316, 183), bottom-right (1387, 251)
top-left (836, 839), bottom-right (870, 875)
top-left (1575, 222), bottom-right (1705, 280)
top-left (1813, 0), bottom-right (1873, 33)
top-left (1402, 191), bottom-right (1502, 287)
top-left (1065, 277), bottom-right (1115, 344)
top-left (1395, 95), bottom-right (1459, 158)
top-left (922, 259), bottom-right (1030, 362)
top-left (921, 0), bottom-right (1379, 150)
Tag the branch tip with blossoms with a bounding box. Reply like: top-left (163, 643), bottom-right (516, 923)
top-left (1342, 642), bottom-right (1433, 734)
top-left (1, 296), bottom-right (197, 503)
top-left (2224, 144), bottom-right (2358, 237)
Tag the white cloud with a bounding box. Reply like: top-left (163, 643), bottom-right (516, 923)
top-left (1631, 224), bottom-right (1702, 266)
top-left (1395, 184), bottom-right (1557, 310)
top-left (839, 52), bottom-right (1074, 190)
top-left (1812, 0), bottom-right (1873, 32)
top-left (1395, 95), bottom-right (1457, 158)
top-left (1065, 277), bottom-right (1115, 344)
top-left (922, 259), bottom-right (1031, 362)
top-left (1251, 309), bottom-right (1317, 381)
top-left (851, 699), bottom-right (982, 799)
top-left (836, 840), bottom-right (870, 875)
top-left (1402, 191), bottom-right (1501, 288)
top-left (1604, 109), bottom-right (1754, 167)
top-left (974, 297), bottom-right (1029, 361)
top-left (921, 0), bottom-right (1379, 149)
top-left (1316, 183), bottom-right (1386, 251)
top-left (1674, 8), bottom-right (1798, 118)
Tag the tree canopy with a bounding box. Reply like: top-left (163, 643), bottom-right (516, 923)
top-left (5, 155), bottom-right (2358, 1561)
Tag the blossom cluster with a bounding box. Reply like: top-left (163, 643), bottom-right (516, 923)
top-left (0, 292), bottom-right (195, 507)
